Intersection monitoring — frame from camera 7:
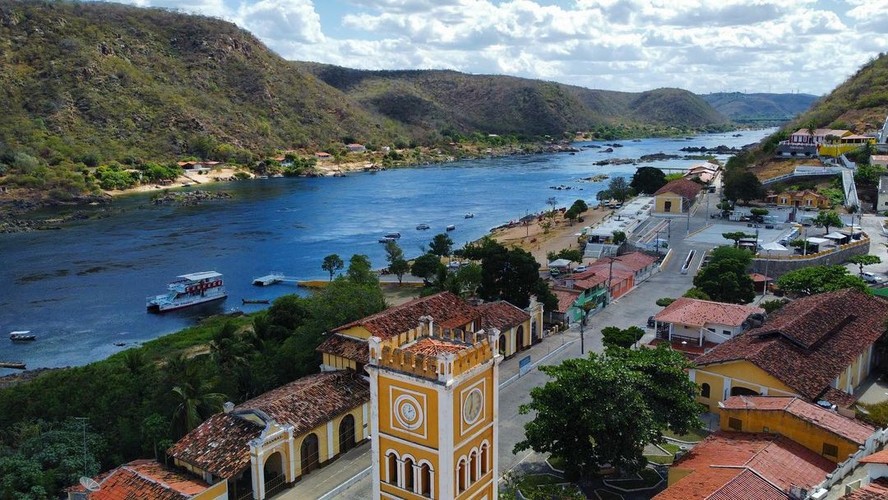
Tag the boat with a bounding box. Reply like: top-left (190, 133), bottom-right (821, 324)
top-left (379, 237), bottom-right (396, 243)
top-left (242, 299), bottom-right (271, 304)
top-left (9, 331), bottom-right (36, 342)
top-left (385, 232), bottom-right (401, 239)
top-left (146, 271), bottom-right (228, 313)
top-left (416, 223), bottom-right (430, 230)
top-left (464, 213), bottom-right (474, 219)
top-left (446, 225), bottom-right (456, 231)
top-left (0, 361), bottom-right (26, 370)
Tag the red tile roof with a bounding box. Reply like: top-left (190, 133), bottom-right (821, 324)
top-left (168, 371), bottom-right (369, 478)
top-left (655, 432), bottom-right (834, 499)
top-left (694, 289), bottom-right (888, 401)
top-left (552, 288), bottom-right (581, 314)
top-left (654, 178), bottom-right (703, 200)
top-left (721, 396), bottom-right (874, 444)
top-left (655, 297), bottom-right (764, 328)
top-left (843, 478), bottom-right (888, 499)
top-left (612, 252), bottom-right (657, 272)
top-left (332, 292), bottom-right (480, 340)
top-left (477, 301), bottom-right (530, 331)
top-left (860, 449), bottom-right (888, 464)
top-left (316, 333), bottom-right (370, 364)
top-left (403, 337), bottom-right (469, 356)
top-left (72, 459), bottom-right (211, 499)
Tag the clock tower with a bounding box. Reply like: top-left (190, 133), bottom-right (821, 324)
top-left (368, 316), bottom-right (501, 500)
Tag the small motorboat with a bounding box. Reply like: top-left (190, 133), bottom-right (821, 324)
top-left (379, 237), bottom-right (396, 243)
top-left (464, 213), bottom-right (474, 219)
top-left (384, 232), bottom-right (401, 239)
top-left (446, 225), bottom-right (456, 231)
top-left (9, 331), bottom-right (36, 342)
top-left (416, 224), bottom-right (430, 230)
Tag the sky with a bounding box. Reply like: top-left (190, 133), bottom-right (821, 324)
top-left (113, 0), bottom-right (888, 96)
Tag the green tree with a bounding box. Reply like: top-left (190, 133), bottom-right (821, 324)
top-left (749, 207), bottom-right (769, 222)
top-left (462, 238), bottom-right (553, 309)
top-left (0, 454), bottom-right (47, 499)
top-left (693, 247), bottom-right (755, 304)
top-left (683, 288), bottom-right (710, 300)
top-left (722, 231), bottom-right (753, 247)
top-left (723, 170), bottom-right (762, 203)
top-left (775, 265), bottom-right (869, 296)
top-left (608, 176), bottom-right (632, 202)
top-left (346, 254), bottom-right (377, 285)
top-left (411, 253), bottom-right (445, 285)
top-left (546, 248), bottom-right (583, 264)
top-left (600, 326), bottom-right (645, 350)
top-left (656, 297), bottom-right (675, 307)
top-left (612, 230), bottom-right (627, 245)
top-left (630, 167), bottom-right (667, 194)
top-left (569, 199), bottom-right (589, 213)
top-left (717, 200), bottom-right (733, 217)
top-left (171, 382), bottom-right (225, 437)
top-left (389, 258), bottom-right (410, 284)
top-left (848, 254), bottom-right (882, 275)
top-left (428, 233), bottom-right (454, 260)
top-left (596, 189), bottom-right (612, 202)
top-left (384, 239), bottom-right (404, 265)
top-left (514, 347), bottom-right (699, 478)
top-left (813, 210), bottom-right (843, 234)
top-left (321, 254), bottom-right (344, 281)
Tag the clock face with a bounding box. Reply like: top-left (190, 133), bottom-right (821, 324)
top-left (394, 395), bottom-right (423, 430)
top-left (463, 388), bottom-right (483, 424)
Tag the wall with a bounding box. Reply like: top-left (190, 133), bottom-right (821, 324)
top-left (692, 363), bottom-right (799, 413)
top-left (750, 238), bottom-right (870, 278)
top-left (719, 408), bottom-right (862, 462)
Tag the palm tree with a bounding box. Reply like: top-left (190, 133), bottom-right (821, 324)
top-left (171, 381), bottom-right (225, 436)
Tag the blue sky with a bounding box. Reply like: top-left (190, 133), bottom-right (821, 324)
top-left (115, 0), bottom-right (888, 95)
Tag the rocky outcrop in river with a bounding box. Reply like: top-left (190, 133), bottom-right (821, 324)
top-left (151, 190), bottom-right (232, 206)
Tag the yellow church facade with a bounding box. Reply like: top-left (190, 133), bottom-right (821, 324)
top-left (368, 318), bottom-right (501, 500)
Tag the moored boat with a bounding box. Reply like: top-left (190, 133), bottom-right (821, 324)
top-left (385, 232), bottom-right (401, 239)
top-left (446, 225), bottom-right (456, 231)
top-left (464, 213), bottom-right (474, 219)
top-left (9, 331), bottom-right (36, 342)
top-left (416, 223), bottom-right (430, 230)
top-left (146, 271), bottom-right (227, 313)
top-left (0, 361), bottom-right (26, 370)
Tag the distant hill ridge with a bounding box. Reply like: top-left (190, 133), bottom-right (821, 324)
top-left (0, 0), bottom-right (736, 166)
top-left (702, 92), bottom-right (819, 124)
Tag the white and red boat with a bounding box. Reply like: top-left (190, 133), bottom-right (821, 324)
top-left (146, 271), bottom-right (227, 313)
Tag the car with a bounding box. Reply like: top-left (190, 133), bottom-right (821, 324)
top-left (861, 272), bottom-right (885, 284)
top-left (574, 265), bottom-right (588, 273)
top-left (647, 316), bottom-right (656, 328)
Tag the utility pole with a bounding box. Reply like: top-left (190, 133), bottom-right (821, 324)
top-left (603, 256), bottom-right (621, 304)
top-left (667, 218), bottom-right (672, 240)
top-left (75, 417), bottom-right (88, 476)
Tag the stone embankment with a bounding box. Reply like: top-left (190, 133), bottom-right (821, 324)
top-left (151, 190), bottom-right (232, 206)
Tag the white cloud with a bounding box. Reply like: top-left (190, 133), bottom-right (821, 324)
top-left (97, 0), bottom-right (888, 95)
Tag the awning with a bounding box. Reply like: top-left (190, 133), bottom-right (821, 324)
top-left (822, 232), bottom-right (849, 241)
top-left (548, 259), bottom-right (573, 268)
top-left (761, 242), bottom-right (788, 251)
top-left (806, 237), bottom-right (830, 245)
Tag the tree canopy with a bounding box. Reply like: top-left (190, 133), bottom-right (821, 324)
top-left (607, 176), bottom-right (633, 202)
top-left (630, 167), bottom-right (667, 194)
top-left (514, 347), bottom-right (699, 478)
top-left (775, 265), bottom-right (869, 296)
top-left (693, 246), bottom-right (754, 303)
top-left (428, 233), bottom-right (454, 258)
top-left (723, 170), bottom-right (762, 203)
top-left (848, 254), bottom-right (882, 275)
top-left (812, 210), bottom-right (843, 233)
top-left (461, 237), bottom-right (557, 310)
top-left (321, 253), bottom-right (344, 281)
top-left (600, 326), bottom-right (645, 350)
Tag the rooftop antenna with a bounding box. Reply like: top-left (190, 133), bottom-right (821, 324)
top-left (79, 476), bottom-right (100, 492)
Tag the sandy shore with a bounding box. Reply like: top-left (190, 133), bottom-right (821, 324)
top-left (487, 206), bottom-right (611, 268)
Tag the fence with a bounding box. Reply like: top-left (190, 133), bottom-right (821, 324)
top-left (750, 237), bottom-right (870, 279)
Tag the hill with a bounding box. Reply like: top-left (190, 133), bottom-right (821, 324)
top-left (297, 62), bottom-right (731, 139)
top-left (701, 92), bottom-right (818, 124)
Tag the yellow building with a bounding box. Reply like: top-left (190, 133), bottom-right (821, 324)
top-left (690, 289), bottom-right (888, 414)
top-left (167, 371), bottom-right (370, 499)
top-left (318, 292), bottom-right (541, 369)
top-left (368, 317), bottom-right (501, 499)
top-left (719, 396), bottom-right (875, 463)
top-left (652, 178), bottom-right (702, 214)
top-left (765, 189), bottom-right (831, 209)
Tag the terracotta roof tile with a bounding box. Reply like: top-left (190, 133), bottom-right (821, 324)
top-left (316, 333), bottom-right (370, 364)
top-left (611, 252), bottom-right (657, 272)
top-left (654, 178), bottom-right (703, 200)
top-left (695, 289), bottom-right (888, 401)
top-left (168, 371), bottom-right (369, 479)
top-left (655, 432), bottom-right (834, 499)
top-left (72, 459), bottom-right (210, 499)
top-left (332, 292), bottom-right (480, 339)
top-left (477, 301), bottom-right (530, 331)
top-left (655, 297), bottom-right (764, 328)
top-left (402, 337), bottom-right (470, 356)
top-left (844, 479), bottom-right (888, 500)
top-left (552, 289), bottom-right (580, 313)
top-left (860, 449), bottom-right (888, 464)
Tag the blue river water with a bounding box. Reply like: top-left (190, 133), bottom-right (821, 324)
top-left (0, 129), bottom-right (773, 373)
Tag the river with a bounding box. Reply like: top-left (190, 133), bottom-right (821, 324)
top-left (0, 129), bottom-right (773, 374)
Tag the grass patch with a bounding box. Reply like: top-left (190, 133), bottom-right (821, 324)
top-left (645, 454), bottom-right (674, 465)
top-left (595, 490), bottom-right (624, 500)
top-left (547, 455), bottom-right (567, 471)
top-left (660, 442), bottom-right (681, 454)
top-left (516, 474), bottom-right (584, 500)
top-left (117, 313), bottom-right (254, 362)
top-left (662, 427), bottom-right (710, 442)
top-left (605, 469), bottom-right (662, 489)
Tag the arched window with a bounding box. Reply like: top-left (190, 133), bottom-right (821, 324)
top-left (387, 451), bottom-right (399, 485)
top-left (404, 456), bottom-right (415, 492)
top-left (700, 383), bottom-right (711, 398)
top-left (469, 450), bottom-right (478, 483)
top-left (457, 458), bottom-right (466, 493)
top-left (480, 443), bottom-right (489, 475)
top-left (420, 462), bottom-right (432, 497)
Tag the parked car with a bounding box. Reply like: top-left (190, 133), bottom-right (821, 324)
top-left (574, 265), bottom-right (588, 273)
top-left (862, 272), bottom-right (885, 284)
